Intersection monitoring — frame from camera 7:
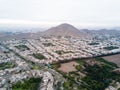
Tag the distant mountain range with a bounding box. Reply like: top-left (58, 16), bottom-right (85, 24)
top-left (0, 23), bottom-right (120, 41)
top-left (39, 23), bottom-right (120, 37)
top-left (81, 29), bottom-right (120, 36)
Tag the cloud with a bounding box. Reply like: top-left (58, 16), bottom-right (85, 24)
top-left (0, 0), bottom-right (120, 27)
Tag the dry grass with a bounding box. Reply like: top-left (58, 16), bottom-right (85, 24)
top-left (102, 54), bottom-right (120, 67)
top-left (58, 61), bottom-right (79, 73)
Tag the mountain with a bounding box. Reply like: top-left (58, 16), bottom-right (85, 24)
top-left (82, 29), bottom-right (120, 36)
top-left (42, 23), bottom-right (89, 37)
top-left (0, 32), bottom-right (34, 41)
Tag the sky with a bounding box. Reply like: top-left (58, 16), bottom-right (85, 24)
top-left (0, 0), bottom-right (120, 28)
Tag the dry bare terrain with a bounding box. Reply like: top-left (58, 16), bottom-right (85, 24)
top-left (102, 54), bottom-right (120, 67)
top-left (58, 61), bottom-right (79, 73)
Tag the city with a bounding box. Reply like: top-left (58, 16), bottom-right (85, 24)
top-left (0, 0), bottom-right (120, 90)
top-left (0, 23), bottom-right (120, 90)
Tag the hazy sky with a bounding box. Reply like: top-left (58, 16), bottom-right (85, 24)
top-left (0, 0), bottom-right (120, 27)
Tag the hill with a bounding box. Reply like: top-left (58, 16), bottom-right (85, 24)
top-left (42, 23), bottom-right (88, 37)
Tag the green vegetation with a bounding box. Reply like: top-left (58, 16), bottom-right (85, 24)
top-left (15, 45), bottom-right (30, 51)
top-left (75, 58), bottom-right (85, 66)
top-left (82, 65), bottom-right (113, 90)
top-left (96, 57), bottom-right (118, 68)
top-left (103, 46), bottom-right (119, 50)
top-left (12, 78), bottom-right (41, 90)
top-left (42, 43), bottom-right (54, 47)
top-left (88, 42), bottom-right (99, 45)
top-left (51, 63), bottom-right (61, 70)
top-left (118, 88), bottom-right (120, 90)
top-left (51, 60), bottom-right (87, 90)
top-left (55, 50), bottom-right (63, 55)
top-left (56, 82), bottom-right (61, 90)
top-left (55, 50), bottom-right (73, 55)
top-left (63, 81), bottom-right (73, 90)
top-left (0, 62), bottom-right (15, 70)
top-left (32, 53), bottom-right (46, 60)
top-left (80, 58), bottom-right (120, 90)
top-left (75, 65), bottom-right (82, 71)
top-left (51, 57), bottom-right (120, 90)
top-left (32, 65), bottom-right (41, 70)
top-left (61, 71), bottom-right (87, 90)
